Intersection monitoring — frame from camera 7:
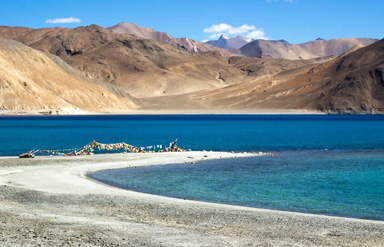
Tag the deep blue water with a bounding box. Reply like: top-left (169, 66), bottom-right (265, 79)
top-left (1, 115), bottom-right (384, 156)
top-left (1, 115), bottom-right (384, 220)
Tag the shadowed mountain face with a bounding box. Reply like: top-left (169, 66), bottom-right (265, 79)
top-left (107, 22), bottom-right (233, 56)
top-left (308, 39), bottom-right (384, 113)
top-left (0, 24), bottom-right (382, 114)
top-left (205, 34), bottom-right (252, 50)
top-left (239, 38), bottom-right (378, 60)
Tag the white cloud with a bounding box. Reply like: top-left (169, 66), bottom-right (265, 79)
top-left (204, 23), bottom-right (256, 35)
top-left (203, 23), bottom-right (268, 40)
top-left (45, 17), bottom-right (81, 24)
top-left (204, 23), bottom-right (232, 33)
top-left (228, 24), bottom-right (256, 34)
top-left (202, 39), bottom-right (209, 43)
top-left (245, 30), bottom-right (267, 40)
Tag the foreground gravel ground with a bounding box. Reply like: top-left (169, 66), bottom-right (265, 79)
top-left (0, 154), bottom-right (383, 247)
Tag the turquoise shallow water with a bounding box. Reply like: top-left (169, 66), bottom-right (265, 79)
top-left (1, 115), bottom-right (384, 220)
top-left (89, 150), bottom-right (384, 220)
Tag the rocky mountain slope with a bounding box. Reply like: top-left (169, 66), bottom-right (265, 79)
top-left (0, 38), bottom-right (136, 114)
top-left (0, 24), bottom-right (382, 114)
top-left (239, 38), bottom-right (378, 60)
top-left (205, 34), bottom-right (252, 49)
top-left (0, 25), bottom-right (248, 98)
top-left (107, 22), bottom-right (233, 55)
top-left (169, 38), bottom-right (384, 113)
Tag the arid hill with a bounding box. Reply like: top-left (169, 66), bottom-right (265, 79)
top-left (107, 22), bottom-right (233, 55)
top-left (0, 38), bottom-right (136, 114)
top-left (0, 24), bottom-right (321, 100)
top-left (300, 38), bottom-right (384, 113)
top-left (0, 24), bottom-right (382, 114)
top-left (228, 55), bottom-right (333, 77)
top-left (239, 38), bottom-right (378, 60)
top-left (164, 39), bottom-right (383, 113)
top-left (0, 25), bottom-right (249, 97)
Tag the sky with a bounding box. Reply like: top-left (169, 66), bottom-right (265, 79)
top-left (0, 0), bottom-right (383, 44)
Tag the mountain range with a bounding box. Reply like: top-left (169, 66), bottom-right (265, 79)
top-left (238, 38), bottom-right (378, 60)
top-left (184, 40), bottom-right (384, 113)
top-left (108, 22), bottom-right (233, 56)
top-left (0, 22), bottom-right (383, 114)
top-left (205, 34), bottom-right (252, 49)
top-left (204, 34), bottom-right (378, 60)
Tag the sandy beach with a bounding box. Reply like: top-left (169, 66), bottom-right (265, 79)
top-left (0, 152), bottom-right (383, 247)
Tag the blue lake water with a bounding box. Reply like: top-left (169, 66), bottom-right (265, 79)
top-left (1, 115), bottom-right (384, 155)
top-left (1, 115), bottom-right (384, 220)
top-left (89, 150), bottom-right (384, 220)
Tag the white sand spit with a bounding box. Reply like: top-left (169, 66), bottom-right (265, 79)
top-left (0, 152), bottom-right (383, 246)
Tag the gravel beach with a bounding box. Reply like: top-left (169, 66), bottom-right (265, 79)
top-left (0, 152), bottom-right (383, 247)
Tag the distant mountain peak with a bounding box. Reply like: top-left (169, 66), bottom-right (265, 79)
top-left (219, 34), bottom-right (229, 40)
top-left (278, 39), bottom-right (289, 43)
top-left (206, 34), bottom-right (253, 49)
top-left (316, 37), bottom-right (325, 41)
top-left (239, 37), bottom-right (378, 60)
top-left (115, 21), bottom-right (134, 26)
top-left (237, 35), bottom-right (253, 42)
top-left (107, 22), bottom-right (232, 55)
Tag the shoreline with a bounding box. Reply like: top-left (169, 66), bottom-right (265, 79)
top-left (1, 152), bottom-right (383, 246)
top-left (0, 108), bottom-right (325, 116)
top-left (2, 108), bottom-right (384, 116)
top-left (85, 171), bottom-right (382, 224)
top-left (86, 154), bottom-right (384, 223)
top-left (85, 156), bottom-right (383, 223)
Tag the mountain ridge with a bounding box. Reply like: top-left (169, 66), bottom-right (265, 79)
top-left (180, 38), bottom-right (384, 113)
top-left (238, 37), bottom-right (378, 60)
top-left (0, 38), bottom-right (137, 114)
top-left (107, 22), bottom-right (233, 56)
top-left (206, 35), bottom-right (252, 49)
top-left (0, 23), bottom-right (382, 114)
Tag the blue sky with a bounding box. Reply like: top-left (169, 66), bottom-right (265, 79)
top-left (0, 0), bottom-right (383, 44)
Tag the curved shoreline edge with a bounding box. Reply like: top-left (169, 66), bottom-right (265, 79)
top-left (1, 151), bottom-right (264, 197)
top-left (1, 152), bottom-right (384, 246)
top-left (85, 157), bottom-right (383, 223)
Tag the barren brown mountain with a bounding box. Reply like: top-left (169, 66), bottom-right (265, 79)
top-left (0, 38), bottom-right (136, 114)
top-left (0, 24), bottom-right (382, 114)
top-left (171, 39), bottom-right (384, 113)
top-left (239, 38), bottom-right (378, 60)
top-left (0, 25), bottom-right (249, 98)
top-left (107, 22), bottom-right (233, 55)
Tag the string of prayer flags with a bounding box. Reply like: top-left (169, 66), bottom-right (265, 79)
top-left (23, 139), bottom-right (185, 157)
